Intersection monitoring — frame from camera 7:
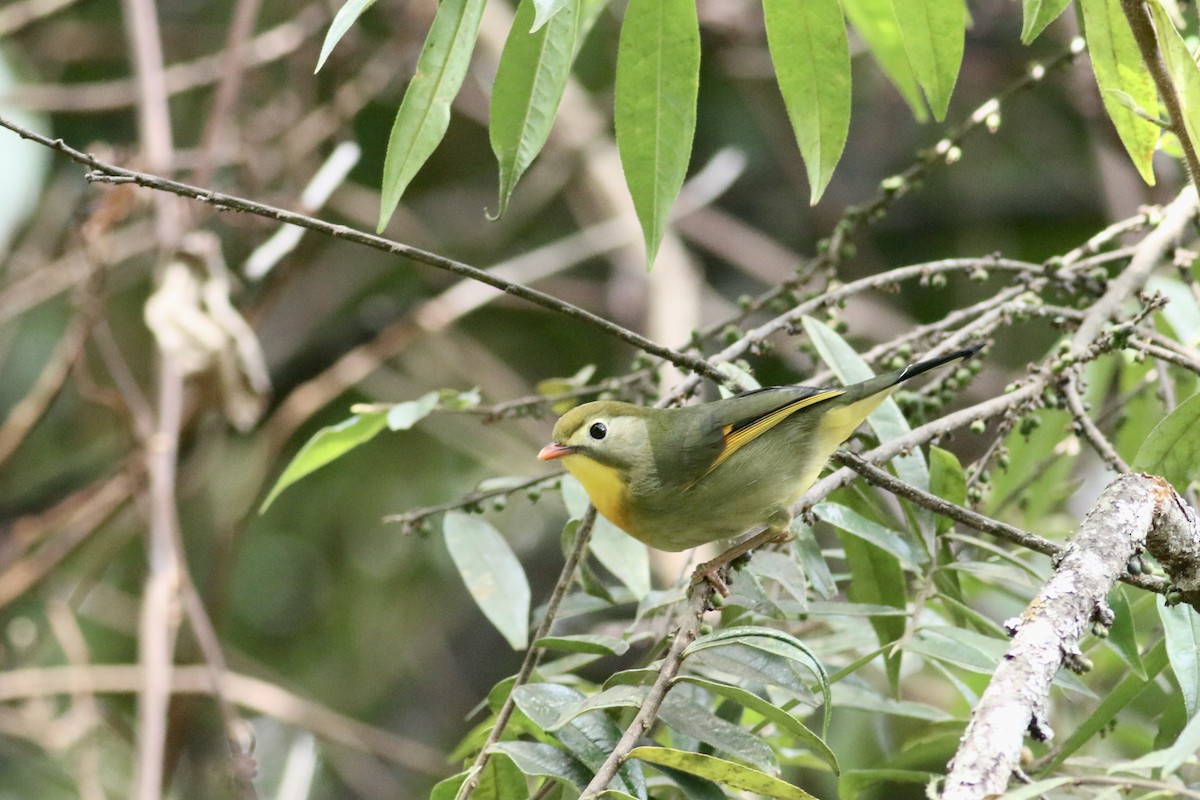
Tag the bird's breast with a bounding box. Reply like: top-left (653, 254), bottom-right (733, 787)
top-left (559, 454), bottom-right (631, 532)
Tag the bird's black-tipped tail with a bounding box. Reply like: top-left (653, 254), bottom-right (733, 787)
top-left (895, 343), bottom-right (984, 384)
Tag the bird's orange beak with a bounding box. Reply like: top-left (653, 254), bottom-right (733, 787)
top-left (538, 442), bottom-right (575, 461)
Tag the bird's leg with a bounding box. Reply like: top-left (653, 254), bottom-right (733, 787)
top-left (691, 511), bottom-right (793, 597)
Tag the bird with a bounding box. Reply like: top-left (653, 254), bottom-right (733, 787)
top-left (538, 344), bottom-right (981, 589)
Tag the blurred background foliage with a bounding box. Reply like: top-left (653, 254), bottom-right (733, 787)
top-left (0, 0), bottom-right (1197, 798)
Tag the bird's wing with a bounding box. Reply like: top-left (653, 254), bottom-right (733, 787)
top-left (701, 386), bottom-right (845, 478)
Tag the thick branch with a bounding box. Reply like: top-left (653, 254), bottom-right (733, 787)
top-left (942, 474), bottom-right (1198, 799)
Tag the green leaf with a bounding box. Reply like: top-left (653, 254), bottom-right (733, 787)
top-left (1132, 391), bottom-right (1200, 494)
top-left (791, 522), bottom-right (837, 599)
top-left (839, 532), bottom-right (906, 689)
top-left (1150, 5), bottom-right (1200, 169)
top-left (928, 446), bottom-right (966, 535)
top-left (386, 391), bottom-right (439, 430)
top-left (1020, 0), bottom-right (1072, 43)
top-left (628, 747), bottom-right (819, 800)
top-left (841, 0), bottom-right (927, 120)
top-left (532, 0), bottom-right (572, 30)
top-left (614, 0), bottom-right (699, 266)
top-left (833, 684), bottom-right (955, 721)
top-left (444, 512), bottom-right (531, 650)
top-left (839, 769), bottom-right (939, 799)
top-left (315, 0), bottom-right (376, 72)
top-left (891, 0), bottom-right (964, 121)
top-left (533, 633), bottom-right (631, 656)
top-left (1079, 0), bottom-right (1159, 184)
top-left (659, 690), bottom-right (778, 774)
top-left (490, 0), bottom-right (581, 217)
top-left (260, 413), bottom-right (388, 512)
top-left (377, 0), bottom-right (487, 231)
top-left (489, 741), bottom-right (592, 788)
top-left (675, 676), bottom-right (839, 774)
top-left (1105, 587), bottom-right (1146, 679)
top-left (589, 514), bottom-right (652, 600)
top-left (512, 684), bottom-right (646, 797)
top-left (813, 502), bottom-right (923, 571)
top-left (1159, 595), bottom-right (1200, 718)
top-left (762, 0), bottom-right (850, 203)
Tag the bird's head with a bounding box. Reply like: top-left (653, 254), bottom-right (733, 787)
top-left (538, 401), bottom-right (652, 473)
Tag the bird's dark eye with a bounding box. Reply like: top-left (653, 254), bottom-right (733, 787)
top-left (589, 422), bottom-right (607, 440)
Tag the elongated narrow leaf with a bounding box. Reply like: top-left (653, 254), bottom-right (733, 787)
top-left (1020, 0), bottom-right (1072, 43)
top-left (814, 502), bottom-right (923, 571)
top-left (1150, 5), bottom-right (1200, 167)
top-left (841, 0), bottom-right (927, 120)
top-left (260, 413), bottom-right (388, 511)
top-left (490, 0), bottom-right (580, 217)
top-left (627, 747), bottom-right (818, 800)
top-left (533, 633), bottom-right (630, 656)
top-left (377, 0), bottom-right (487, 231)
top-left (589, 515), bottom-right (652, 600)
top-left (1105, 587), bottom-right (1145, 679)
top-left (614, 0), bottom-right (699, 266)
top-left (315, 0), bottom-right (376, 72)
top-left (488, 741), bottom-right (592, 789)
top-left (1079, 0), bottom-right (1158, 184)
top-left (659, 691), bottom-right (779, 774)
top-left (386, 391), bottom-right (439, 430)
top-left (763, 0), bottom-right (850, 203)
top-left (444, 512), bottom-right (530, 650)
top-left (928, 445), bottom-right (966, 534)
top-left (891, 0), bottom-right (964, 120)
top-left (1132, 391), bottom-right (1200, 494)
top-left (840, 533), bottom-right (906, 689)
top-left (1159, 595), bottom-right (1200, 718)
top-left (675, 676), bottom-right (839, 774)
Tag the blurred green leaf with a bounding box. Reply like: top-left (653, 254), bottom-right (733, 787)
top-left (1020, 0), bottom-right (1072, 43)
top-left (762, 0), bottom-right (850, 203)
top-left (260, 412), bottom-right (388, 512)
top-left (745, 550), bottom-right (808, 610)
top-left (314, 0), bottom-right (376, 72)
top-left (377, 0), bottom-right (487, 231)
top-left (491, 0), bottom-right (581, 217)
top-left (1132, 391), bottom-right (1200, 494)
top-left (928, 445), bottom-right (966, 535)
top-left (833, 684), bottom-right (956, 721)
top-left (1079, 0), bottom-right (1158, 184)
top-left (614, 0), bottom-right (699, 266)
top-left (386, 391), bottom-right (439, 430)
top-left (994, 777), bottom-right (1073, 799)
top-left (791, 522), bottom-right (836, 599)
top-left (841, 0), bottom-right (927, 120)
top-left (676, 676), bottom-right (839, 774)
top-left (431, 768), bottom-right (475, 800)
top-left (589, 513), bottom-right (652, 600)
top-left (1159, 595), bottom-right (1200, 718)
top-left (444, 512), bottom-right (531, 650)
top-left (892, 0), bottom-right (964, 120)
top-left (627, 747), bottom-right (818, 800)
top-left (839, 769), bottom-right (937, 800)
top-left (839, 527), bottom-right (907, 689)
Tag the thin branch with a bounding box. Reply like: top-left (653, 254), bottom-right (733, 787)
top-left (458, 509), bottom-right (598, 800)
top-left (577, 580), bottom-right (713, 800)
top-left (0, 113), bottom-right (727, 385)
top-left (1062, 373), bottom-right (1130, 473)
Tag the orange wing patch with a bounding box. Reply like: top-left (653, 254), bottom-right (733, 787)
top-left (701, 389), bottom-right (845, 479)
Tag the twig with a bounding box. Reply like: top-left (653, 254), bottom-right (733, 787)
top-left (458, 508), bottom-right (598, 800)
top-left (0, 113), bottom-right (728, 385)
top-left (1061, 373), bottom-right (1130, 473)
top-left (832, 451), bottom-right (1168, 595)
top-left (577, 580), bottom-right (713, 800)
top-left (384, 474), bottom-right (561, 530)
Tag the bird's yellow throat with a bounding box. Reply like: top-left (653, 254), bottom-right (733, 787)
top-left (560, 453), bottom-right (630, 532)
